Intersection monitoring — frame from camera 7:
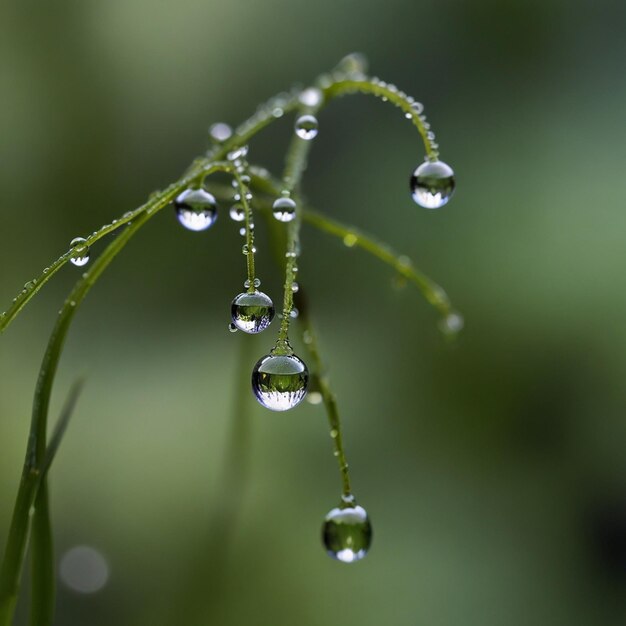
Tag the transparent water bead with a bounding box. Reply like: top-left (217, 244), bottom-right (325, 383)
top-left (295, 115), bottom-right (319, 140)
top-left (410, 160), bottom-right (455, 209)
top-left (252, 353), bottom-right (308, 411)
top-left (209, 122), bottom-right (233, 143)
top-left (299, 87), bottom-right (323, 107)
top-left (231, 291), bottom-right (275, 334)
top-left (439, 311), bottom-right (464, 335)
top-left (69, 237), bottom-right (90, 267)
top-left (229, 204), bottom-right (245, 222)
top-left (272, 197), bottom-right (297, 222)
top-left (174, 188), bottom-right (218, 231)
top-left (322, 502), bottom-right (372, 563)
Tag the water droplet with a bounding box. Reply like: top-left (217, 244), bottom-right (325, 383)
top-left (295, 115), bottom-right (319, 140)
top-left (291, 282), bottom-right (299, 293)
top-left (242, 244), bottom-right (256, 255)
top-left (227, 145), bottom-right (249, 161)
top-left (252, 353), bottom-right (309, 411)
top-left (299, 87), bottom-right (323, 107)
top-left (410, 160), bottom-right (455, 209)
top-left (440, 311), bottom-right (464, 335)
top-left (244, 278), bottom-right (261, 289)
top-left (307, 391), bottom-right (323, 405)
top-left (60, 546), bottom-right (109, 593)
top-left (330, 428), bottom-right (339, 438)
top-left (229, 204), bottom-right (245, 222)
top-left (174, 188), bottom-right (218, 231)
top-left (239, 227), bottom-right (246, 236)
top-left (231, 291), bottom-right (275, 334)
top-left (289, 307), bottom-right (299, 319)
top-left (343, 233), bottom-right (357, 248)
top-left (228, 323), bottom-right (238, 333)
top-left (69, 237), bottom-right (90, 267)
top-left (272, 197), bottom-right (297, 222)
top-left (322, 502), bottom-right (372, 563)
top-left (209, 122), bottom-right (233, 143)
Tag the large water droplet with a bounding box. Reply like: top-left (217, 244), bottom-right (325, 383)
top-left (252, 353), bottom-right (308, 411)
top-left (231, 291), bottom-right (275, 334)
top-left (295, 115), bottom-right (319, 140)
top-left (410, 160), bottom-right (455, 209)
top-left (272, 197), bottom-right (297, 222)
top-left (69, 237), bottom-right (90, 267)
top-left (322, 502), bottom-right (372, 563)
top-left (174, 188), bottom-right (218, 231)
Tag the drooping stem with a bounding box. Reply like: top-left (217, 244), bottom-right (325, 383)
top-left (29, 484), bottom-right (54, 626)
top-left (232, 166), bottom-right (257, 292)
top-left (298, 294), bottom-right (352, 497)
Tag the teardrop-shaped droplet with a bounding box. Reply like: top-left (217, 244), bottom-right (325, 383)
top-left (231, 291), bottom-right (275, 334)
top-left (229, 204), bottom-right (245, 222)
top-left (295, 115), bottom-right (319, 140)
top-left (410, 160), bottom-right (455, 209)
top-left (272, 197), bottom-right (297, 223)
top-left (251, 353), bottom-right (308, 411)
top-left (69, 237), bottom-right (90, 267)
top-left (174, 188), bottom-right (218, 231)
top-left (322, 502), bottom-right (372, 563)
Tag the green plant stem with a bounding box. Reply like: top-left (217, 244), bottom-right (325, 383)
top-left (232, 168), bottom-right (257, 292)
top-left (29, 484), bottom-right (54, 626)
top-left (298, 299), bottom-right (352, 496)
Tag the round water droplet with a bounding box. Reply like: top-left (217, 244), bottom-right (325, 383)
top-left (291, 282), bottom-right (299, 293)
top-left (307, 391), bottom-right (323, 405)
top-left (410, 160), bottom-right (455, 209)
top-left (69, 237), bottom-right (90, 267)
top-left (343, 233), bottom-right (357, 248)
top-left (322, 503), bottom-right (372, 563)
top-left (227, 145), bottom-right (249, 161)
top-left (209, 122), bottom-right (233, 143)
top-left (299, 87), bottom-right (323, 107)
top-left (252, 353), bottom-right (309, 411)
top-left (272, 197), bottom-right (297, 223)
top-left (228, 323), bottom-right (238, 333)
top-left (229, 204), bottom-right (245, 222)
top-left (440, 311), bottom-right (464, 335)
top-left (295, 115), bottom-right (319, 140)
top-left (174, 188), bottom-right (218, 231)
top-left (231, 291), bottom-right (275, 334)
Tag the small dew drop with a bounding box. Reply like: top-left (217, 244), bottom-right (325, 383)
top-left (440, 311), bottom-right (464, 335)
top-left (242, 244), bottom-right (257, 255)
top-left (291, 282), bottom-right (299, 293)
top-left (272, 197), bottom-right (297, 223)
top-left (307, 391), bottom-right (323, 405)
top-left (343, 233), bottom-right (357, 248)
top-left (295, 115), bottom-right (319, 140)
top-left (251, 353), bottom-right (309, 411)
top-left (229, 204), bottom-right (245, 222)
top-left (330, 428), bottom-right (339, 438)
top-left (69, 237), bottom-right (90, 267)
top-left (228, 323), bottom-right (238, 333)
top-left (299, 87), bottom-right (323, 107)
top-left (322, 502), bottom-right (372, 563)
top-left (410, 160), bottom-right (455, 209)
top-left (239, 227), bottom-right (247, 236)
top-left (174, 188), bottom-right (218, 231)
top-left (209, 122), bottom-right (233, 143)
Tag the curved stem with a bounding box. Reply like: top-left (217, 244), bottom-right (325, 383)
top-left (232, 167), bottom-right (257, 292)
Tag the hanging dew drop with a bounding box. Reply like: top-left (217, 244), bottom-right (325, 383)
top-left (410, 160), bottom-right (455, 209)
top-left (228, 323), bottom-right (238, 333)
top-left (251, 353), bottom-right (309, 411)
top-left (322, 501), bottom-right (372, 563)
top-left (231, 291), bottom-right (275, 334)
top-left (299, 87), bottom-right (323, 107)
top-left (272, 197), bottom-right (297, 223)
top-left (69, 237), bottom-right (90, 267)
top-left (174, 188), bottom-right (218, 231)
top-left (229, 204), bottom-right (245, 222)
top-left (295, 115), bottom-right (319, 140)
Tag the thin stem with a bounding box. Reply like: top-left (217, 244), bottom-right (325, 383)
top-left (321, 78), bottom-right (440, 160)
top-left (29, 484), bottom-right (54, 626)
top-left (232, 167), bottom-right (257, 292)
top-left (298, 294), bottom-right (351, 496)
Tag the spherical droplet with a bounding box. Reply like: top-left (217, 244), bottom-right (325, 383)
top-left (410, 160), bottom-right (455, 209)
top-left (272, 197), bottom-right (297, 223)
top-left (227, 145), bottom-right (249, 161)
top-left (209, 122), bottom-right (233, 143)
top-left (252, 353), bottom-right (309, 411)
top-left (295, 115), bottom-right (319, 140)
top-left (174, 188), bottom-right (218, 231)
top-left (322, 503), bottom-right (372, 563)
top-left (231, 291), bottom-right (275, 334)
top-left (69, 237), bottom-right (90, 267)
top-left (439, 311), bottom-right (464, 335)
top-left (299, 87), bottom-right (323, 107)
top-left (229, 204), bottom-right (245, 222)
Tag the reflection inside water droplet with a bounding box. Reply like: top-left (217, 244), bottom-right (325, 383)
top-left (231, 291), bottom-right (275, 334)
top-left (272, 197), bottom-right (297, 222)
top-left (69, 237), bottom-right (90, 267)
top-left (252, 353), bottom-right (308, 411)
top-left (410, 160), bottom-right (455, 209)
top-left (174, 188), bottom-right (218, 231)
top-left (295, 115), bottom-right (319, 140)
top-left (322, 502), bottom-right (372, 563)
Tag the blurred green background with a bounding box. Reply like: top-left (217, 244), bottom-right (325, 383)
top-left (2, 0), bottom-right (626, 624)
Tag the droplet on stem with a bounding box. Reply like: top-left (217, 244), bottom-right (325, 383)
top-left (231, 291), bottom-right (275, 334)
top-left (174, 188), bottom-right (218, 231)
top-left (322, 501), bottom-right (372, 563)
top-left (70, 237), bottom-right (90, 267)
top-left (272, 197), bottom-right (297, 223)
top-left (295, 115), bottom-right (319, 140)
top-left (410, 160), bottom-right (455, 209)
top-left (251, 353), bottom-right (308, 411)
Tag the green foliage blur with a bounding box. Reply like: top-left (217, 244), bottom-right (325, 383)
top-left (2, 1), bottom-right (626, 624)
